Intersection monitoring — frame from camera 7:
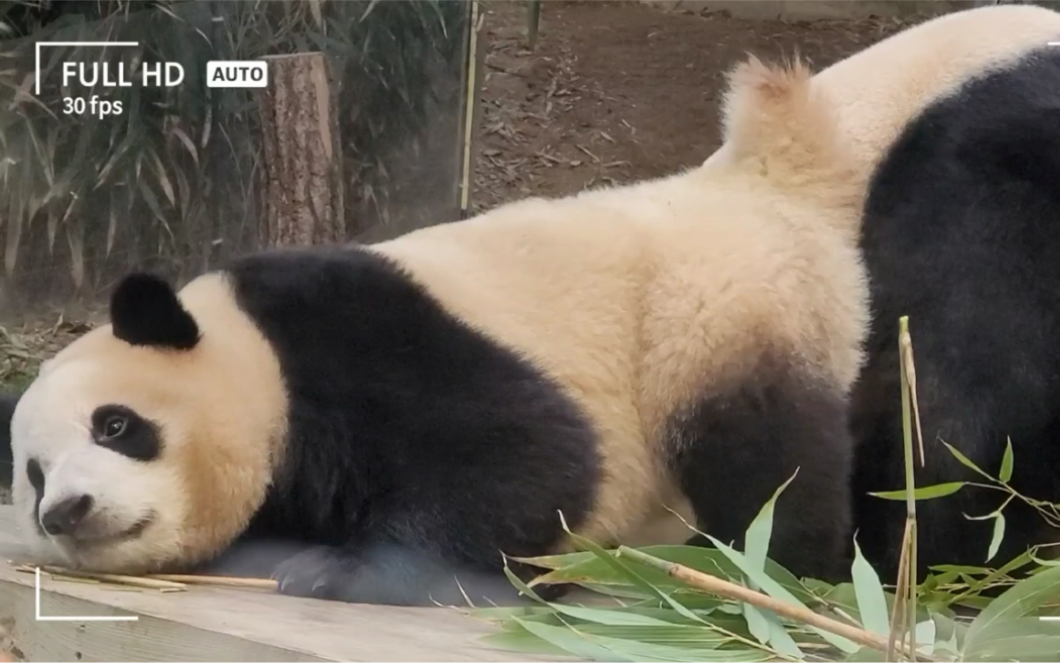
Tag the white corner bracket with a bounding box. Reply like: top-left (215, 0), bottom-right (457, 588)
top-left (34, 566), bottom-right (139, 622)
top-left (34, 41), bottom-right (140, 96)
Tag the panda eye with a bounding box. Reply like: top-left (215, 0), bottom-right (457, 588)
top-left (90, 405), bottom-right (160, 461)
top-left (103, 415), bottom-right (128, 438)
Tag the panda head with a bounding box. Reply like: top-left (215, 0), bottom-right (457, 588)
top-left (10, 272), bottom-right (286, 573)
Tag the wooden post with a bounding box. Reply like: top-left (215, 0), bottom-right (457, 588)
top-left (257, 52), bottom-right (345, 247)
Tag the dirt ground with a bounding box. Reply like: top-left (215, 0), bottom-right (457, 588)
top-left (472, 0), bottom-right (927, 211)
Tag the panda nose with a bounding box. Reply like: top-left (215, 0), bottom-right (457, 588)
top-left (40, 494), bottom-right (94, 536)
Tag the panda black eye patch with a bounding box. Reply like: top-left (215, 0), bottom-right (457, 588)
top-left (90, 405), bottom-right (162, 462)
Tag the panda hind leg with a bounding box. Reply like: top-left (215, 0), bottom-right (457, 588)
top-left (670, 361), bottom-right (854, 583)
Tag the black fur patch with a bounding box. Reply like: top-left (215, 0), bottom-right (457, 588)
top-left (223, 246), bottom-right (599, 606)
top-left (90, 404), bottom-right (163, 462)
top-left (0, 391), bottom-right (18, 490)
top-left (669, 355), bottom-right (853, 583)
top-left (852, 47), bottom-right (1060, 581)
top-left (110, 273), bottom-right (200, 350)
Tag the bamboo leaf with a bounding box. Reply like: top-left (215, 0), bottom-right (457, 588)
top-left (551, 606), bottom-right (677, 628)
top-left (999, 437), bottom-right (1014, 483)
top-left (41, 123), bottom-right (93, 206)
top-left (965, 617), bottom-right (1060, 661)
top-left (106, 207), bottom-right (117, 258)
top-left (360, 0), bottom-right (381, 22)
top-left (744, 471), bottom-right (798, 576)
top-left (4, 173), bottom-right (21, 277)
top-left (850, 539), bottom-right (889, 638)
top-left (870, 482), bottom-right (967, 501)
top-left (843, 647), bottom-right (887, 661)
top-left (147, 147), bottom-right (176, 206)
top-left (914, 618), bottom-right (936, 655)
top-left (929, 564), bottom-right (995, 575)
top-left (965, 561), bottom-right (1060, 652)
top-left (986, 514), bottom-right (1006, 563)
top-left (169, 126), bottom-right (199, 167)
top-left (500, 563), bottom-right (675, 628)
top-left (699, 533), bottom-right (859, 654)
top-left (564, 530), bottom-right (711, 627)
top-left (137, 177), bottom-right (173, 240)
top-left (570, 624), bottom-right (729, 648)
top-left (741, 604), bottom-right (802, 660)
top-left (482, 623), bottom-right (582, 657)
top-left (941, 441), bottom-right (992, 480)
top-left (742, 601), bottom-right (770, 646)
top-left (95, 133), bottom-right (136, 188)
top-left (517, 617), bottom-right (770, 663)
top-left (511, 617), bottom-right (637, 662)
top-left (521, 545), bottom-right (816, 607)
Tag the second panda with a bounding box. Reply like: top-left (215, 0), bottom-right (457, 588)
top-left (9, 59), bottom-right (868, 606)
top-left (703, 3), bottom-right (1060, 582)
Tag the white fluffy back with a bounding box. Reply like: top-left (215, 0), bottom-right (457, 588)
top-left (705, 5), bottom-right (1060, 182)
top-left (374, 59), bottom-right (868, 550)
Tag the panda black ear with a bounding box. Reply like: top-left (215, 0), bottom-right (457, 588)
top-left (110, 273), bottom-right (200, 350)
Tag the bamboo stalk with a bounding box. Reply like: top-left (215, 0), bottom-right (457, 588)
top-left (20, 565), bottom-right (189, 591)
top-left (13, 562), bottom-right (277, 591)
top-left (616, 546), bottom-right (933, 662)
top-left (888, 521), bottom-right (915, 661)
top-left (145, 573), bottom-right (278, 589)
top-left (889, 315), bottom-right (922, 662)
top-left (527, 0), bottom-right (541, 49)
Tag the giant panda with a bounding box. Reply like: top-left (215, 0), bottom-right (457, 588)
top-left (706, 3), bottom-right (1060, 581)
top-left (694, 6), bottom-right (1060, 580)
top-left (850, 22), bottom-right (1060, 582)
top-left (8, 58), bottom-right (869, 607)
top-left (786, 2), bottom-right (1060, 581)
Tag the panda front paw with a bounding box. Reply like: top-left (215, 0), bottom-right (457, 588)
top-left (272, 545), bottom-right (355, 602)
top-left (269, 541), bottom-right (534, 606)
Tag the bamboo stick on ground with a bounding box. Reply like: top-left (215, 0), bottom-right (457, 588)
top-left (13, 562), bottom-right (276, 591)
top-left (146, 573), bottom-right (278, 589)
top-left (15, 564), bottom-right (189, 591)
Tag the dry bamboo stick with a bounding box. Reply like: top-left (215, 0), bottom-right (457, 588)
top-left (15, 564), bottom-right (188, 591)
top-left (12, 561), bottom-right (277, 591)
top-left (145, 573), bottom-right (278, 589)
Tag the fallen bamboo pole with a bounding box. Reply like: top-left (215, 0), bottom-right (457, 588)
top-left (13, 562), bottom-right (277, 591)
top-left (17, 564), bottom-right (188, 591)
top-left (146, 573), bottom-right (277, 589)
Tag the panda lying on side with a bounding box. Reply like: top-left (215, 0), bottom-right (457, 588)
top-left (6, 59), bottom-right (869, 607)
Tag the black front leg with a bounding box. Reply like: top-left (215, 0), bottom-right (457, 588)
top-left (196, 538), bottom-right (313, 579)
top-left (270, 541), bottom-right (562, 607)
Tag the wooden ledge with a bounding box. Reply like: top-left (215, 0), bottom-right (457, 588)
top-left (0, 507), bottom-right (566, 662)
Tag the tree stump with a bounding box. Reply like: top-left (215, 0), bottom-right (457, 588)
top-left (257, 52), bottom-right (344, 247)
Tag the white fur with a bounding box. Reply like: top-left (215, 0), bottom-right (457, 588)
top-left (11, 359), bottom-right (188, 569)
top-left (11, 273), bottom-right (286, 574)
